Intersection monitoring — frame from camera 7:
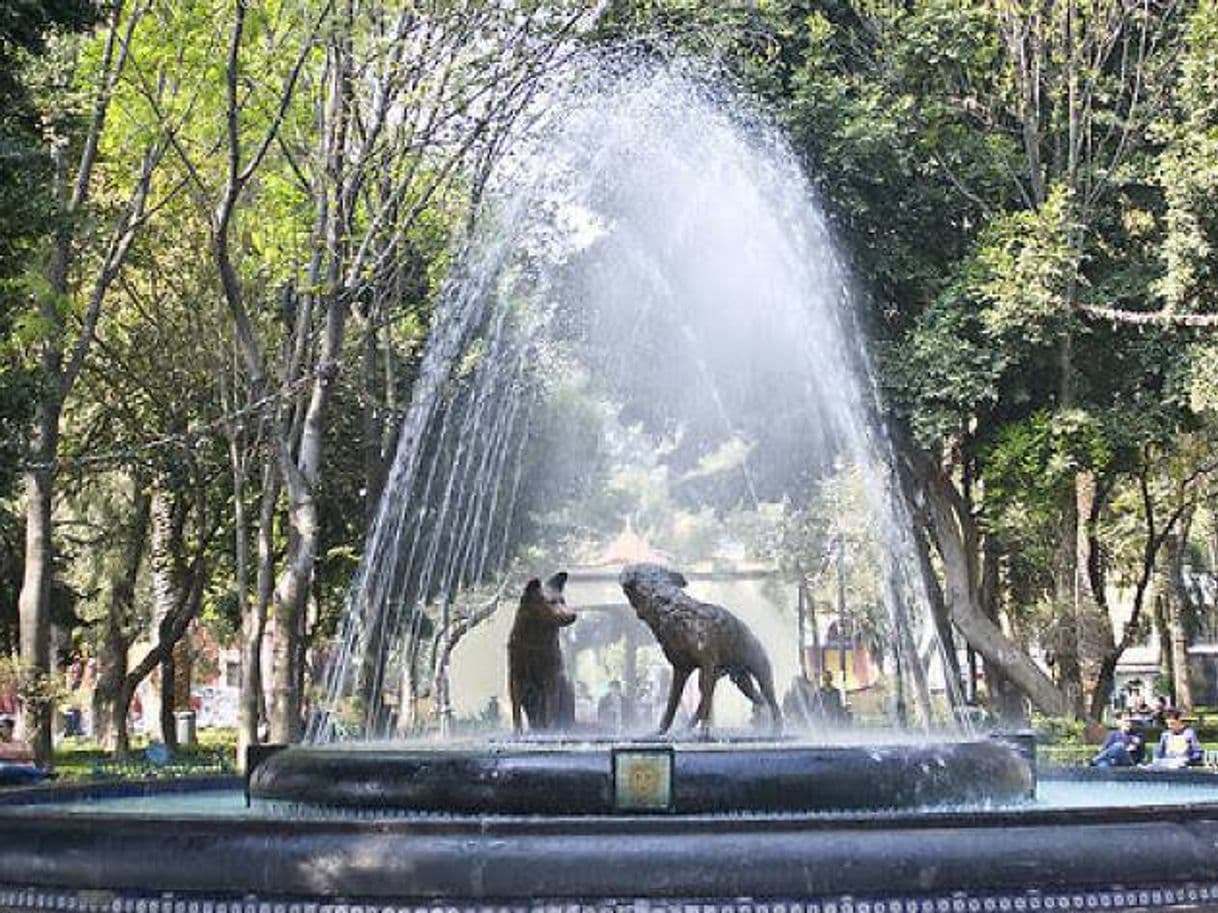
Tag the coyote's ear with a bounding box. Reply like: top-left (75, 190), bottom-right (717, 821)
top-left (545, 571), bottom-right (568, 592)
top-left (670, 570), bottom-right (688, 589)
top-left (525, 578), bottom-right (542, 595)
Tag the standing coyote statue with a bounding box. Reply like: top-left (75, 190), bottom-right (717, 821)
top-left (508, 572), bottom-right (576, 733)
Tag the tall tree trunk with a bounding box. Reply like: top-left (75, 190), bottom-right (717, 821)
top-left (361, 322), bottom-right (390, 524)
top-left (1088, 466), bottom-right (1185, 719)
top-left (210, 0), bottom-right (288, 740)
top-left (92, 480), bottom-right (150, 751)
top-left (1080, 474), bottom-right (1119, 720)
top-left (17, 403), bottom-right (59, 762)
top-left (897, 610), bottom-right (934, 728)
top-left (113, 676), bottom-right (137, 756)
top-left (238, 452), bottom-right (278, 762)
top-left (1051, 495), bottom-right (1085, 715)
top-left (1155, 593), bottom-right (1174, 702)
top-left (979, 539), bottom-right (1024, 723)
top-left (18, 34), bottom-right (76, 767)
top-left (229, 414), bottom-right (251, 759)
top-left (911, 524), bottom-right (962, 701)
top-left (118, 541), bottom-right (206, 755)
top-left (1051, 333), bottom-right (1085, 716)
top-left (1166, 514), bottom-right (1195, 711)
top-left (221, 336), bottom-right (278, 764)
top-left (149, 484), bottom-right (186, 748)
top-left (92, 608), bottom-right (129, 751)
top-left (159, 650), bottom-right (177, 750)
top-left (910, 452), bottom-right (1069, 716)
top-left (1053, 0), bottom-right (1096, 719)
top-left (267, 11), bottom-right (354, 743)
top-left (1167, 593), bottom-right (1192, 711)
top-left (268, 499), bottom-right (314, 743)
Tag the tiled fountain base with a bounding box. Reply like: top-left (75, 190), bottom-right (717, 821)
top-left (4, 887), bottom-right (1218, 913)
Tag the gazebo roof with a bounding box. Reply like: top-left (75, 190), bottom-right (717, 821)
top-left (569, 522), bottom-right (773, 582)
top-left (587, 521), bottom-right (672, 568)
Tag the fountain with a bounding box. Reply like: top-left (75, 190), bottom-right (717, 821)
top-left (247, 54), bottom-right (1025, 818)
top-left (4, 58), bottom-right (1218, 913)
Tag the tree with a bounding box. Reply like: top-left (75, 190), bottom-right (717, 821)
top-left (12, 0), bottom-right (177, 760)
top-left (0, 0), bottom-right (94, 690)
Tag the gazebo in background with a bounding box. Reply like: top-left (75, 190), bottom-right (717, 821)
top-left (562, 523), bottom-right (677, 727)
top-left (809, 619), bottom-right (880, 692)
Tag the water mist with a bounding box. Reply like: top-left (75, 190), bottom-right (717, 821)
top-left (308, 58), bottom-right (961, 743)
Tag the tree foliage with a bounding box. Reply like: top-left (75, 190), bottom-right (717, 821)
top-left (5, 0), bottom-right (1218, 749)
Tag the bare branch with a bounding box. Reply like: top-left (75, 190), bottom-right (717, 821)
top-left (62, 138), bottom-right (167, 397)
top-left (238, 0), bottom-right (337, 184)
top-left (70, 0), bottom-right (141, 213)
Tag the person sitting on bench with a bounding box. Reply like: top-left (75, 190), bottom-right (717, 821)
top-left (1153, 708), bottom-right (1204, 769)
top-left (1089, 712), bottom-right (1145, 767)
top-left (0, 716), bottom-right (49, 785)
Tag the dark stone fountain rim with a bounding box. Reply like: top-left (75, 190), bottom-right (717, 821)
top-left (247, 736), bottom-right (1037, 815)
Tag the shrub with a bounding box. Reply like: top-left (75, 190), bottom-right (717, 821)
top-left (1031, 714), bottom-right (1086, 744)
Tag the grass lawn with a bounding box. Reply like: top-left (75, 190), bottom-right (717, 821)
top-left (49, 727), bottom-right (238, 782)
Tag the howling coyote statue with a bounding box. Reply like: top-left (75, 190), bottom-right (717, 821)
top-left (619, 562), bottom-right (781, 734)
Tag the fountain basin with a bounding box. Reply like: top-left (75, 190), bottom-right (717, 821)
top-left (5, 770), bottom-right (1218, 910)
top-left (249, 737), bottom-right (1034, 814)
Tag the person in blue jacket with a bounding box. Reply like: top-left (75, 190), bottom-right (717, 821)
top-left (1154, 708), bottom-right (1204, 768)
top-left (1089, 713), bottom-right (1145, 767)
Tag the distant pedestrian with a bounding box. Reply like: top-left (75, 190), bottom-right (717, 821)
top-left (1151, 696), bottom-right (1170, 728)
top-left (598, 680), bottom-right (625, 732)
top-left (62, 705), bottom-right (84, 738)
top-left (815, 670), bottom-right (846, 723)
top-left (0, 682), bottom-right (18, 719)
top-left (782, 676), bottom-right (817, 725)
top-left (482, 695), bottom-right (501, 726)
